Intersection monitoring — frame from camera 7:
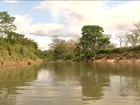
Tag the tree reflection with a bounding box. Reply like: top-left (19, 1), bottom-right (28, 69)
top-left (44, 62), bottom-right (111, 101)
top-left (41, 62), bottom-right (140, 102)
top-left (80, 63), bottom-right (110, 101)
top-left (2, 62), bottom-right (140, 105)
top-left (0, 65), bottom-right (41, 105)
top-left (43, 62), bottom-right (81, 81)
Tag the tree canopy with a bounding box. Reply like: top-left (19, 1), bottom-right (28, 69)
top-left (0, 11), bottom-right (16, 33)
top-left (0, 11), bottom-right (41, 61)
top-left (74, 25), bottom-right (111, 60)
top-left (43, 25), bottom-right (113, 61)
top-left (80, 25), bottom-right (110, 51)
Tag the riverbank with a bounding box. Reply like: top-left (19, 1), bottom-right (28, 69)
top-left (0, 58), bottom-right (43, 67)
top-left (93, 58), bottom-right (140, 63)
top-left (88, 45), bottom-right (140, 63)
top-left (52, 58), bottom-right (140, 64)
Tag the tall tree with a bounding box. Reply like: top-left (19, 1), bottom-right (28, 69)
top-left (78, 25), bottom-right (110, 60)
top-left (0, 11), bottom-right (16, 34)
top-left (80, 25), bottom-right (110, 52)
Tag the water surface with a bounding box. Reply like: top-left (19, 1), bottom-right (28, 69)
top-left (0, 62), bottom-right (140, 105)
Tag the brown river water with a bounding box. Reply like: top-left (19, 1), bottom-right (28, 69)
top-left (0, 62), bottom-right (140, 105)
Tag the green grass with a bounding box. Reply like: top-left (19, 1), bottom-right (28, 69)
top-left (96, 45), bottom-right (140, 54)
top-left (0, 33), bottom-right (41, 62)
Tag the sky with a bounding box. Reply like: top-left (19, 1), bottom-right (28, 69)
top-left (1, 0), bottom-right (140, 50)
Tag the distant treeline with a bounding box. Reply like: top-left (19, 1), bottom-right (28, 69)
top-left (42, 23), bottom-right (140, 61)
top-left (42, 25), bottom-right (115, 61)
top-left (1, 11), bottom-right (140, 62)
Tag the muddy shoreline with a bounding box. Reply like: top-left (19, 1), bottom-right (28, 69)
top-left (0, 59), bottom-right (43, 67)
top-left (92, 58), bottom-right (140, 63)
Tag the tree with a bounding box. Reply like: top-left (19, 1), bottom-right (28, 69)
top-left (127, 33), bottom-right (140, 46)
top-left (115, 33), bottom-right (124, 47)
top-left (115, 33), bottom-right (129, 47)
top-left (47, 36), bottom-right (77, 60)
top-left (0, 11), bottom-right (16, 34)
top-left (49, 36), bottom-right (67, 60)
top-left (126, 22), bottom-right (140, 46)
top-left (133, 22), bottom-right (140, 35)
top-left (79, 25), bottom-right (110, 56)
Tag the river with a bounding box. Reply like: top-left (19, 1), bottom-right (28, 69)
top-left (0, 62), bottom-right (140, 105)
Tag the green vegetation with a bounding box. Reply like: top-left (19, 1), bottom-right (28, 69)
top-left (42, 25), bottom-right (115, 61)
top-left (41, 36), bottom-right (76, 61)
top-left (0, 31), bottom-right (41, 61)
top-left (0, 11), bottom-right (16, 33)
top-left (1, 11), bottom-right (140, 63)
top-left (43, 23), bottom-right (140, 61)
top-left (0, 11), bottom-right (41, 64)
top-left (75, 25), bottom-right (111, 60)
top-left (96, 45), bottom-right (140, 59)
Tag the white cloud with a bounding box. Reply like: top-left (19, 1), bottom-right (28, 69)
top-left (36, 1), bottom-right (105, 35)
top-left (36, 1), bottom-right (140, 35)
top-left (14, 14), bottom-right (67, 50)
top-left (13, 1), bottom-right (140, 49)
top-left (36, 1), bottom-right (66, 18)
top-left (14, 15), bottom-right (65, 37)
top-left (14, 15), bottom-right (31, 33)
top-left (2, 0), bottom-right (18, 3)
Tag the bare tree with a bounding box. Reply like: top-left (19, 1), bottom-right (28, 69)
top-left (115, 32), bottom-right (130, 47)
top-left (115, 33), bottom-right (125, 47)
top-left (133, 22), bottom-right (140, 34)
top-left (127, 22), bottom-right (140, 46)
top-left (123, 33), bottom-right (129, 47)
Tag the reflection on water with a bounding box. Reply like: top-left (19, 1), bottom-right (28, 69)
top-left (0, 65), bottom-right (41, 105)
top-left (0, 62), bottom-right (140, 105)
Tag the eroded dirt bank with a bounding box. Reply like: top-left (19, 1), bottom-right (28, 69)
top-left (0, 59), bottom-right (43, 67)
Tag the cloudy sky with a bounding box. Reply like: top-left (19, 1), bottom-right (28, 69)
top-left (1, 0), bottom-right (140, 50)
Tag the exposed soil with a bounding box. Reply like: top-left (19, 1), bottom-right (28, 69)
top-left (92, 52), bottom-right (140, 63)
top-left (0, 59), bottom-right (43, 67)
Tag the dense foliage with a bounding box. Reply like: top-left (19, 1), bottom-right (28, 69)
top-left (42, 36), bottom-right (76, 61)
top-left (43, 25), bottom-right (114, 61)
top-left (0, 11), bottom-right (16, 33)
top-left (43, 23), bottom-right (140, 61)
top-left (0, 11), bottom-right (41, 62)
top-left (76, 25), bottom-right (111, 60)
top-left (0, 31), bottom-right (41, 61)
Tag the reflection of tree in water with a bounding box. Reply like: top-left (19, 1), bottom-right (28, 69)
top-left (43, 62), bottom-right (81, 81)
top-left (97, 62), bottom-right (140, 97)
top-left (0, 65), bottom-right (41, 105)
top-left (80, 63), bottom-right (110, 101)
top-left (43, 62), bottom-right (140, 101)
top-left (122, 66), bottom-right (140, 96)
top-left (44, 62), bottom-right (111, 101)
top-left (0, 90), bottom-right (16, 105)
